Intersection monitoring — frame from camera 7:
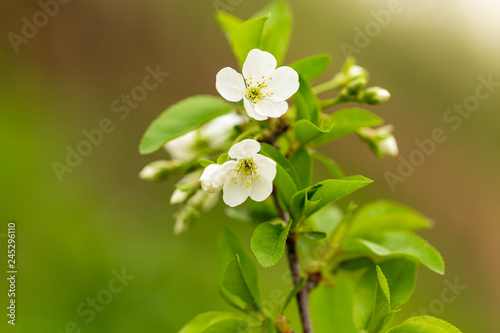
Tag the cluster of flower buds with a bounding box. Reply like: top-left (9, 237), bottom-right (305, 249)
top-left (333, 60), bottom-right (391, 105)
top-left (169, 171), bottom-right (220, 234)
top-left (173, 190), bottom-right (219, 235)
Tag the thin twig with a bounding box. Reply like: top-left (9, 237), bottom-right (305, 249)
top-left (286, 236), bottom-right (314, 333)
top-left (272, 191), bottom-right (314, 333)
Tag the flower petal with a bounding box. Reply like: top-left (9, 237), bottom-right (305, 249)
top-left (199, 161), bottom-right (236, 192)
top-left (242, 49), bottom-right (277, 80)
top-left (244, 98), bottom-right (268, 121)
top-left (216, 67), bottom-right (246, 102)
top-left (249, 177), bottom-right (273, 202)
top-left (200, 164), bottom-right (223, 192)
top-left (255, 99), bottom-right (288, 118)
top-left (263, 66), bottom-right (300, 101)
top-left (228, 139), bottom-right (261, 159)
top-left (253, 154), bottom-right (277, 181)
top-left (223, 176), bottom-right (251, 207)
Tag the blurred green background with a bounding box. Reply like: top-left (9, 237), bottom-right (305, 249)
top-left (1, 0), bottom-right (499, 332)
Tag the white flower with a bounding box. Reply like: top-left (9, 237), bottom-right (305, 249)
top-left (199, 139), bottom-right (277, 207)
top-left (359, 125), bottom-right (399, 157)
top-left (216, 49), bottom-right (300, 121)
top-left (164, 113), bottom-right (246, 161)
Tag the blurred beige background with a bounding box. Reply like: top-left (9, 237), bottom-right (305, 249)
top-left (1, 0), bottom-right (499, 332)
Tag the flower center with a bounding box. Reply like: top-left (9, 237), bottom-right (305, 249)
top-left (232, 157), bottom-right (260, 188)
top-left (245, 76), bottom-right (273, 103)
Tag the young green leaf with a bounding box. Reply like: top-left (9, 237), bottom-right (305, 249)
top-left (378, 258), bottom-right (418, 311)
top-left (198, 159), bottom-right (215, 168)
top-left (178, 311), bottom-right (249, 333)
top-left (311, 152), bottom-right (345, 179)
top-left (295, 76), bottom-right (321, 125)
top-left (218, 229), bottom-right (261, 310)
top-left (217, 152), bottom-right (229, 164)
top-left (348, 200), bottom-right (433, 238)
top-left (280, 276), bottom-right (306, 315)
top-left (261, 317), bottom-right (277, 333)
top-left (289, 147), bottom-right (312, 189)
top-left (387, 316), bottom-right (462, 333)
top-left (294, 119), bottom-right (332, 145)
top-left (353, 265), bottom-right (391, 332)
top-left (290, 54), bottom-right (332, 83)
top-left (301, 231), bottom-right (327, 240)
top-left (251, 221), bottom-right (291, 267)
top-left (215, 11), bottom-right (243, 41)
top-left (232, 16), bottom-right (269, 67)
top-left (222, 255), bottom-right (262, 311)
top-left (311, 108), bottom-right (383, 147)
top-left (140, 95), bottom-right (233, 154)
top-left (344, 232), bottom-right (445, 275)
top-left (309, 205), bottom-right (344, 235)
top-left (260, 143), bottom-right (298, 184)
top-left (310, 275), bottom-right (357, 333)
top-left (290, 176), bottom-right (373, 222)
top-left (260, 143), bottom-right (299, 210)
top-left (252, 0), bottom-right (292, 66)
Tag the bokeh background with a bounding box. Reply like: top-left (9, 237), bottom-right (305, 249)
top-left (1, 0), bottom-right (499, 332)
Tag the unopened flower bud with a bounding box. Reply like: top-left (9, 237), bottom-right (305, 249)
top-left (139, 160), bottom-right (181, 182)
top-left (358, 125), bottom-right (399, 158)
top-left (360, 86), bottom-right (391, 105)
top-left (346, 77), bottom-right (368, 93)
top-left (170, 189), bottom-right (189, 204)
top-left (346, 65), bottom-right (367, 80)
top-left (174, 208), bottom-right (200, 235)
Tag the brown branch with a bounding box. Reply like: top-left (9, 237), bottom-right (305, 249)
top-left (286, 235), bottom-right (314, 333)
top-left (272, 191), bottom-right (314, 333)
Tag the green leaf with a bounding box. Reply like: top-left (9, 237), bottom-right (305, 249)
top-left (387, 316), bottom-right (462, 333)
top-left (344, 232), bottom-right (445, 275)
top-left (294, 76), bottom-right (321, 124)
top-left (311, 108), bottom-right (383, 147)
top-left (309, 205), bottom-right (344, 235)
top-left (301, 231), bottom-right (327, 240)
top-left (232, 16), bottom-right (269, 67)
top-left (217, 152), bottom-right (229, 164)
top-left (222, 255), bottom-right (261, 311)
top-left (353, 265), bottom-right (391, 332)
top-left (310, 275), bottom-right (357, 333)
top-left (252, 0), bottom-right (292, 65)
top-left (218, 229), bottom-right (261, 310)
top-left (251, 221), bottom-right (291, 267)
top-left (281, 276), bottom-right (306, 315)
top-left (349, 200), bottom-right (433, 238)
top-left (379, 258), bottom-right (417, 310)
top-left (225, 201), bottom-right (279, 224)
top-left (261, 317), bottom-right (277, 333)
top-left (260, 143), bottom-right (299, 185)
top-left (140, 95), bottom-right (233, 154)
top-left (311, 151), bottom-right (345, 179)
top-left (290, 54), bottom-right (332, 83)
top-left (294, 119), bottom-right (332, 145)
top-left (289, 147), bottom-right (312, 189)
top-left (215, 11), bottom-right (243, 41)
top-left (260, 143), bottom-right (299, 210)
top-left (290, 176), bottom-right (373, 222)
top-left (178, 311), bottom-right (249, 333)
top-left (198, 159), bottom-right (215, 168)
